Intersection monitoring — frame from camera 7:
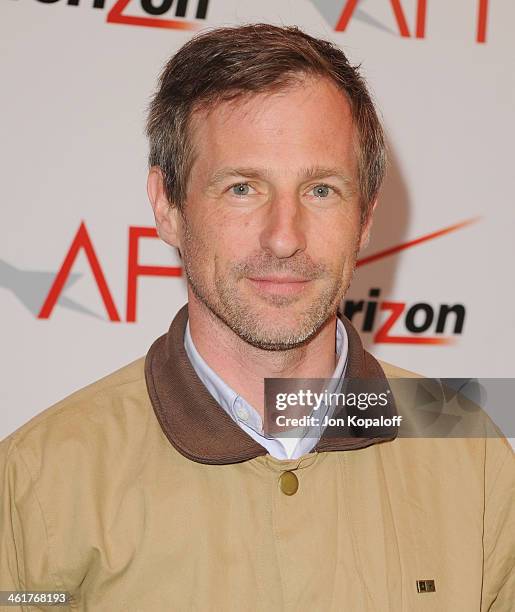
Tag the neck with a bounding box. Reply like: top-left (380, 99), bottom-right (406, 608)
top-left (187, 291), bottom-right (338, 419)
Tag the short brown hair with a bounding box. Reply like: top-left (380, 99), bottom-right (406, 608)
top-left (146, 23), bottom-right (386, 222)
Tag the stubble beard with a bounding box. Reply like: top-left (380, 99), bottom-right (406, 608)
top-left (181, 218), bottom-right (359, 351)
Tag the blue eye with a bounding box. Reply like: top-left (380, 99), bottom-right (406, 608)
top-left (311, 184), bottom-right (331, 198)
top-left (231, 183), bottom-right (250, 196)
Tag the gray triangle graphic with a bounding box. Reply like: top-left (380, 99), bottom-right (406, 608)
top-left (309, 0), bottom-right (398, 36)
top-left (1, 259), bottom-right (103, 319)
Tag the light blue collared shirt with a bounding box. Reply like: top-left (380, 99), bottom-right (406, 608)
top-left (184, 318), bottom-right (348, 460)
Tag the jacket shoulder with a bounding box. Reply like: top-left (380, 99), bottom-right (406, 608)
top-left (0, 357), bottom-right (148, 454)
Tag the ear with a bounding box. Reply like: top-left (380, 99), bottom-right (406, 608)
top-left (358, 199), bottom-right (378, 251)
top-left (147, 166), bottom-right (182, 249)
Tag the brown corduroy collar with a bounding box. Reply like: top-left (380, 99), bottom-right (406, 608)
top-left (145, 304), bottom-right (398, 465)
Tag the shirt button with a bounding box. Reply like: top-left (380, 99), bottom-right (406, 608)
top-left (235, 405), bottom-right (249, 421)
top-left (279, 471), bottom-right (299, 496)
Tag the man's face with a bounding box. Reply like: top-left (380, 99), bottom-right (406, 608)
top-left (159, 76), bottom-right (372, 349)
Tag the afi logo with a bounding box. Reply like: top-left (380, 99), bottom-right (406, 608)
top-left (311, 0), bottom-right (491, 43)
top-left (37, 224), bottom-right (182, 323)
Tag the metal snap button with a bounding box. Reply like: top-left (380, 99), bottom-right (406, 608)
top-left (279, 471), bottom-right (299, 495)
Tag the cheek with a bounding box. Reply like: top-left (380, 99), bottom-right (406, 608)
top-left (180, 217), bottom-right (211, 274)
top-left (211, 210), bottom-right (259, 255)
top-left (181, 213), bottom-right (245, 279)
top-left (311, 213), bottom-right (361, 257)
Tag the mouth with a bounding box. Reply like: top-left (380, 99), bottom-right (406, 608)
top-left (246, 276), bottom-right (312, 296)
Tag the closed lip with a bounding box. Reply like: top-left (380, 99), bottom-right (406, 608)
top-left (247, 276), bottom-right (311, 283)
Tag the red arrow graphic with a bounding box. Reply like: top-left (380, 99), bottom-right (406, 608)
top-left (357, 217), bottom-right (480, 267)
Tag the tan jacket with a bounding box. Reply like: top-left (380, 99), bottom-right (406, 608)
top-left (1, 305), bottom-right (514, 611)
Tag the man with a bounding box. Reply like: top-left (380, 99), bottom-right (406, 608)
top-left (1, 24), bottom-right (513, 611)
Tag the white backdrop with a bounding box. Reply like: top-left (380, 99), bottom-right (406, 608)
top-left (2, 0), bottom-right (514, 443)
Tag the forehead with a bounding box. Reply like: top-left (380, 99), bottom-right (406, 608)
top-left (188, 76), bottom-right (358, 180)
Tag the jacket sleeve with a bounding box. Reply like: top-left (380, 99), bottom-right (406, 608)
top-left (0, 437), bottom-right (24, 593)
top-left (481, 434), bottom-right (515, 611)
top-left (0, 435), bottom-right (66, 610)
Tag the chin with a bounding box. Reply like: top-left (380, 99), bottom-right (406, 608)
top-left (252, 302), bottom-right (310, 326)
top-left (237, 331), bottom-right (313, 351)
top-left (233, 309), bottom-right (327, 351)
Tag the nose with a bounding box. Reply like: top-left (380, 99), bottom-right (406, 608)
top-left (259, 194), bottom-right (307, 259)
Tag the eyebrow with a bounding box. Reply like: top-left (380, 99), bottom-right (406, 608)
top-left (206, 165), bottom-right (353, 188)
